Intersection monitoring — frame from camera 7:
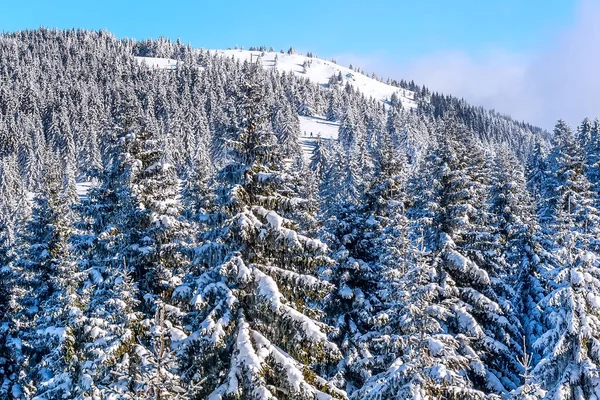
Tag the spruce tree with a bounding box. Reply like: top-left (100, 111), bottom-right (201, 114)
top-left (489, 148), bottom-right (550, 367)
top-left (174, 65), bottom-right (345, 399)
top-left (75, 96), bottom-right (193, 398)
top-left (333, 129), bottom-right (411, 395)
top-left (386, 120), bottom-right (521, 397)
top-left (6, 155), bottom-right (83, 399)
top-left (527, 120), bottom-right (600, 398)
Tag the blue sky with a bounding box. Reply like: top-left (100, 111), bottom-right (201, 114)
top-left (1, 0), bottom-right (577, 61)
top-left (1, 0), bottom-right (594, 128)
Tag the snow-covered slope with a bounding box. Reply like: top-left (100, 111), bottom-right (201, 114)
top-left (213, 49), bottom-right (417, 109)
top-left (299, 116), bottom-right (339, 160)
top-left (135, 56), bottom-right (179, 70)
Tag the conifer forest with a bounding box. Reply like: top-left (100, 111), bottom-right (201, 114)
top-left (1, 29), bottom-right (600, 400)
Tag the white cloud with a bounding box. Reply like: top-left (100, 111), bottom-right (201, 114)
top-left (336, 0), bottom-right (600, 130)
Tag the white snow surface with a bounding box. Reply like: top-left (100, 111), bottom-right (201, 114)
top-left (298, 115), bottom-right (339, 160)
top-left (213, 49), bottom-right (417, 108)
top-left (265, 210), bottom-right (284, 231)
top-left (134, 56), bottom-right (180, 70)
top-left (76, 181), bottom-right (94, 201)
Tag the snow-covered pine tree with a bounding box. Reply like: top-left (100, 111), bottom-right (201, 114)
top-left (0, 154), bottom-right (28, 323)
top-left (181, 131), bottom-right (214, 221)
top-left (530, 248), bottom-right (600, 399)
top-left (174, 64), bottom-right (345, 399)
top-left (122, 118), bottom-right (192, 304)
top-left (0, 153), bottom-right (32, 398)
top-left (72, 93), bottom-right (148, 398)
top-left (527, 120), bottom-right (600, 399)
top-left (543, 120), bottom-right (600, 252)
top-left (354, 127), bottom-right (472, 399)
top-left (388, 118), bottom-right (522, 397)
top-left (0, 223), bottom-right (17, 398)
top-left (272, 101), bottom-right (301, 158)
top-left (577, 118), bottom-right (600, 201)
top-left (326, 90), bottom-right (342, 122)
top-left (309, 136), bottom-right (330, 181)
top-left (338, 104), bottom-right (364, 152)
top-left (75, 94), bottom-right (193, 399)
top-left (4, 152), bottom-right (84, 399)
top-left (122, 118), bottom-right (193, 398)
top-left (316, 138), bottom-right (376, 382)
top-left (355, 245), bottom-right (481, 400)
top-left (488, 147), bottom-right (551, 367)
top-left (525, 139), bottom-right (548, 216)
top-left (331, 127), bottom-right (411, 395)
top-left (135, 302), bottom-right (188, 399)
top-left (0, 153), bottom-right (30, 253)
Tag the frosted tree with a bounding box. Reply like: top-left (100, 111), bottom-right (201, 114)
top-left (0, 154), bottom-right (30, 251)
top-left (174, 65), bottom-right (345, 399)
top-left (5, 155), bottom-right (84, 399)
top-left (272, 101), bottom-right (301, 158)
top-left (531, 252), bottom-right (600, 399)
top-left (508, 337), bottom-right (546, 400)
top-left (356, 249), bottom-right (486, 400)
top-left (355, 133), bottom-right (482, 399)
top-left (73, 93), bottom-right (143, 395)
top-left (75, 95), bottom-right (192, 398)
top-left (400, 120), bottom-right (521, 396)
top-left (317, 139), bottom-right (377, 378)
top-left (326, 90), bottom-right (342, 122)
top-left (525, 140), bottom-right (548, 216)
top-left (135, 302), bottom-right (188, 399)
top-left (123, 119), bottom-right (195, 399)
top-left (121, 119), bottom-right (193, 304)
top-left (527, 120), bottom-right (600, 398)
top-left (309, 137), bottom-right (330, 180)
top-left (338, 104), bottom-right (365, 151)
top-left (181, 131), bottom-right (214, 220)
top-left (576, 118), bottom-right (598, 184)
top-left (543, 120), bottom-right (600, 252)
top-left (331, 128), bottom-right (411, 395)
top-left (70, 98), bottom-right (147, 397)
top-left (489, 147), bottom-right (551, 366)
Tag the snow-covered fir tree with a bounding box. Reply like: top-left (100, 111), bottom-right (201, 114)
top-left (525, 120), bottom-right (600, 399)
top-left (3, 154), bottom-right (83, 399)
top-left (394, 119), bottom-right (522, 397)
top-left (173, 64), bottom-right (345, 399)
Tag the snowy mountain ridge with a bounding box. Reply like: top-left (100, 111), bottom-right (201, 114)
top-left (213, 49), bottom-right (418, 109)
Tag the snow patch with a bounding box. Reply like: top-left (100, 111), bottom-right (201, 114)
top-left (265, 211), bottom-right (283, 231)
top-left (299, 115), bottom-right (339, 160)
top-left (135, 56), bottom-right (179, 70)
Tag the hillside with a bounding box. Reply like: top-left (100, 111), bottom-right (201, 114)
top-left (214, 49), bottom-right (417, 109)
top-left (3, 29), bottom-right (597, 400)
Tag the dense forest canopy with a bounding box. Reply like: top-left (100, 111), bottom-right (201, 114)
top-left (1, 28), bottom-right (599, 400)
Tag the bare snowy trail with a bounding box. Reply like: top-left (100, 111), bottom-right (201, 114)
top-left (298, 115), bottom-right (339, 160)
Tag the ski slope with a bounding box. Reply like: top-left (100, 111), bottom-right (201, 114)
top-left (214, 49), bottom-right (417, 109)
top-left (135, 56), bottom-right (180, 70)
top-left (298, 115), bottom-right (339, 160)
